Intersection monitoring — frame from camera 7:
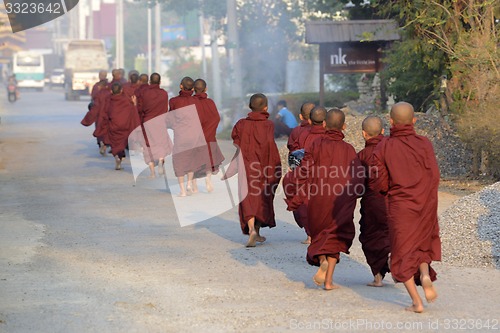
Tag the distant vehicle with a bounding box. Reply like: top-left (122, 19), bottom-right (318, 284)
top-left (12, 51), bottom-right (45, 91)
top-left (64, 39), bottom-right (108, 100)
top-left (50, 68), bottom-right (65, 88)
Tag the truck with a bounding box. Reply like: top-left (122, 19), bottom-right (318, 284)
top-left (64, 39), bottom-right (108, 100)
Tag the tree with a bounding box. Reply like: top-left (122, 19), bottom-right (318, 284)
top-left (378, 0), bottom-right (500, 177)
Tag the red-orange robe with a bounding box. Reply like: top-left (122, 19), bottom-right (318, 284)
top-left (370, 124), bottom-right (441, 285)
top-left (107, 93), bottom-right (141, 156)
top-left (137, 84), bottom-right (172, 164)
top-left (194, 92), bottom-right (225, 174)
top-left (286, 129), bottom-right (363, 266)
top-left (225, 111), bottom-right (282, 234)
top-left (283, 125), bottom-right (326, 233)
top-left (357, 134), bottom-right (391, 277)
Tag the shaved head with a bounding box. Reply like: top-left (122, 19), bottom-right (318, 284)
top-left (150, 72), bottom-right (161, 85)
top-left (310, 106), bottom-right (327, 125)
top-left (180, 76), bottom-right (194, 91)
top-left (390, 102), bottom-right (415, 125)
top-left (98, 70), bottom-right (107, 80)
top-left (194, 78), bottom-right (207, 94)
top-left (139, 74), bottom-right (148, 84)
top-left (129, 71), bottom-right (139, 84)
top-left (326, 108), bottom-right (345, 130)
top-left (249, 93), bottom-right (268, 112)
top-left (111, 69), bottom-right (120, 79)
top-left (300, 102), bottom-right (315, 120)
top-left (111, 83), bottom-right (122, 95)
top-left (362, 116), bottom-right (384, 137)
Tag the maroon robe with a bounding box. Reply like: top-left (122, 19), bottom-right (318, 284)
top-left (122, 82), bottom-right (141, 100)
top-left (134, 83), bottom-right (149, 99)
top-left (283, 125), bottom-right (326, 232)
top-left (136, 84), bottom-right (172, 164)
top-left (90, 79), bottom-right (107, 100)
top-left (370, 124), bottom-right (441, 285)
top-left (82, 88), bottom-right (111, 144)
top-left (357, 135), bottom-right (391, 277)
top-left (286, 130), bottom-right (363, 266)
top-left (107, 93), bottom-right (141, 156)
top-left (169, 90), bottom-right (197, 111)
top-left (287, 119), bottom-right (311, 152)
top-left (169, 90), bottom-right (208, 177)
top-left (225, 111), bottom-right (282, 234)
top-left (194, 92), bottom-right (225, 174)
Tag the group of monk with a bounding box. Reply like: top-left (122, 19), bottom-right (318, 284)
top-left (80, 70), bottom-right (441, 313)
top-left (224, 96), bottom-right (441, 313)
top-left (81, 69), bottom-right (224, 196)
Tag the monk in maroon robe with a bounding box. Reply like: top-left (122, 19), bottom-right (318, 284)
top-left (137, 73), bottom-right (172, 177)
top-left (223, 93), bottom-right (282, 247)
top-left (107, 69), bottom-right (126, 89)
top-left (286, 108), bottom-right (363, 290)
top-left (357, 116), bottom-right (390, 287)
top-left (122, 70), bottom-right (141, 100)
top-left (107, 83), bottom-right (141, 170)
top-left (370, 102), bottom-right (441, 313)
top-left (90, 70), bottom-right (108, 101)
top-left (134, 74), bottom-right (149, 97)
top-left (284, 104), bottom-right (325, 245)
top-left (193, 78), bottom-right (225, 191)
top-left (81, 82), bottom-right (111, 155)
top-left (169, 76), bottom-right (206, 196)
top-left (287, 102), bottom-right (314, 152)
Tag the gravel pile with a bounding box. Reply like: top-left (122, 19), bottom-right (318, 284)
top-left (439, 181), bottom-right (500, 268)
top-left (342, 112), bottom-right (471, 178)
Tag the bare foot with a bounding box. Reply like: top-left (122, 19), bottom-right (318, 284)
top-left (178, 192), bottom-right (187, 197)
top-left (114, 156), bottom-right (122, 170)
top-left (206, 181), bottom-right (214, 193)
top-left (246, 230), bottom-right (258, 247)
top-left (301, 236), bottom-right (311, 245)
top-left (148, 174), bottom-right (156, 179)
top-left (256, 235), bottom-right (266, 243)
top-left (158, 161), bottom-right (164, 175)
top-left (324, 283), bottom-right (340, 291)
top-left (99, 143), bottom-right (107, 156)
top-left (313, 260), bottom-right (328, 286)
top-left (367, 273), bottom-right (384, 287)
top-left (405, 303), bottom-right (424, 313)
top-left (421, 275), bottom-right (438, 303)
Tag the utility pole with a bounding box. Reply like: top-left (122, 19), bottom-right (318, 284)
top-left (147, 2), bottom-right (152, 74)
top-left (154, 0), bottom-right (161, 74)
top-left (210, 20), bottom-right (222, 107)
top-left (199, 9), bottom-right (207, 79)
top-left (115, 0), bottom-right (124, 68)
top-left (226, 0), bottom-right (242, 99)
top-left (87, 0), bottom-right (93, 39)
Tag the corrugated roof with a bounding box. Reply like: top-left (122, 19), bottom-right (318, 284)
top-left (305, 20), bottom-right (400, 43)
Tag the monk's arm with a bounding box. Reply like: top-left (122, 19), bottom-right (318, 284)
top-left (81, 105), bottom-right (99, 126)
top-left (221, 123), bottom-right (242, 180)
top-left (369, 149), bottom-right (389, 195)
top-left (285, 150), bottom-right (314, 210)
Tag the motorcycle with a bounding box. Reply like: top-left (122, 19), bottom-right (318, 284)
top-left (7, 84), bottom-right (17, 103)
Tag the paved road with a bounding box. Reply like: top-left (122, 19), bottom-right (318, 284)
top-left (0, 90), bottom-right (499, 332)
